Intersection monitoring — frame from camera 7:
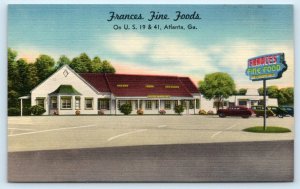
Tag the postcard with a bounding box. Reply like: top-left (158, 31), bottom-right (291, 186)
top-left (7, 4), bottom-right (294, 182)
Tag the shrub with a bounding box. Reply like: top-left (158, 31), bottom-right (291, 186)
top-left (207, 110), bottom-right (214, 115)
top-left (30, 105), bottom-right (46, 116)
top-left (98, 109), bottom-right (105, 115)
top-left (119, 103), bottom-right (132, 115)
top-left (159, 109), bottom-right (166, 115)
top-left (199, 109), bottom-right (207, 115)
top-left (137, 109), bottom-right (144, 115)
top-left (8, 107), bottom-right (20, 116)
top-left (22, 107), bottom-right (32, 116)
top-left (174, 105), bottom-right (184, 115)
top-left (75, 110), bottom-right (80, 115)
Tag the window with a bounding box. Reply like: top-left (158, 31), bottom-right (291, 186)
top-left (98, 99), bottom-right (109, 110)
top-left (196, 99), bottom-right (200, 109)
top-left (258, 100), bottom-right (264, 106)
top-left (85, 98), bottom-right (93, 109)
top-left (145, 100), bottom-right (152, 110)
top-left (75, 97), bottom-right (81, 110)
top-left (180, 100), bottom-right (186, 109)
top-left (164, 100), bottom-right (171, 109)
top-left (50, 97), bottom-right (57, 109)
top-left (174, 100), bottom-right (179, 107)
top-left (61, 96), bottom-right (72, 109)
top-left (135, 100), bottom-right (138, 109)
top-left (223, 101), bottom-right (228, 107)
top-left (238, 100), bottom-right (247, 106)
top-left (36, 98), bottom-right (45, 108)
top-left (189, 100), bottom-right (194, 109)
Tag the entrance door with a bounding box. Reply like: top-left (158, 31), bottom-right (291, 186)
top-left (49, 96), bottom-right (58, 115)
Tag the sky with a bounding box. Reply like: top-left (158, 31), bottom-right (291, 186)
top-left (8, 4), bottom-right (294, 89)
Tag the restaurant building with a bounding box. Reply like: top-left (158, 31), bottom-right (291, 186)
top-left (30, 65), bottom-right (201, 115)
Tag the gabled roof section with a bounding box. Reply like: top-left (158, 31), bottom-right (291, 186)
top-left (30, 65), bottom-right (99, 94)
top-left (179, 77), bottom-right (199, 93)
top-left (49, 85), bottom-right (81, 95)
top-left (105, 74), bottom-right (192, 97)
top-left (79, 73), bottom-right (199, 97)
top-left (79, 73), bottom-right (111, 92)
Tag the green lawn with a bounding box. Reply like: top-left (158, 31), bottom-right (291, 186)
top-left (243, 126), bottom-right (291, 133)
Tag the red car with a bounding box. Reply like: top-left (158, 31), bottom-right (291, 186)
top-left (217, 106), bottom-right (254, 118)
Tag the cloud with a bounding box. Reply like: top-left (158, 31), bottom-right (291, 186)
top-left (13, 45), bottom-right (61, 63)
top-left (150, 38), bottom-right (217, 74)
top-left (108, 35), bottom-right (293, 89)
top-left (106, 33), bottom-right (150, 57)
top-left (210, 40), bottom-right (294, 89)
top-left (14, 47), bottom-right (42, 63)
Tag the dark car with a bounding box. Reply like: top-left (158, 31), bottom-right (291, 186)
top-left (217, 106), bottom-right (254, 118)
top-left (280, 106), bottom-right (294, 117)
top-left (251, 105), bottom-right (275, 117)
top-left (267, 106), bottom-right (288, 118)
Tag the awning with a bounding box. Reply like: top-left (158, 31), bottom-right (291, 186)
top-left (49, 85), bottom-right (81, 95)
top-left (18, 96), bottom-right (30, 99)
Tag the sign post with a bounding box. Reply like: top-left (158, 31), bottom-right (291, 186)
top-left (246, 53), bottom-right (287, 131)
top-left (263, 79), bottom-right (266, 130)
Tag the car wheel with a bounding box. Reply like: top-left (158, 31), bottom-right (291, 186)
top-left (277, 114), bottom-right (284, 118)
top-left (242, 115), bottom-right (250, 118)
top-left (219, 113), bottom-right (226, 118)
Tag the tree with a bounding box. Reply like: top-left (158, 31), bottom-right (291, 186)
top-left (79, 53), bottom-right (93, 72)
top-left (100, 60), bottom-right (116, 73)
top-left (35, 54), bottom-right (55, 82)
top-left (238, 88), bottom-right (247, 95)
top-left (56, 55), bottom-right (71, 68)
top-left (8, 90), bottom-right (20, 108)
top-left (278, 87), bottom-right (294, 105)
top-left (91, 56), bottom-right (102, 72)
top-left (258, 86), bottom-right (278, 98)
top-left (16, 58), bottom-right (30, 96)
top-left (27, 64), bottom-right (39, 90)
top-left (258, 86), bottom-right (294, 106)
top-left (199, 72), bottom-right (236, 110)
top-left (69, 53), bottom-right (92, 73)
top-left (8, 48), bottom-right (18, 92)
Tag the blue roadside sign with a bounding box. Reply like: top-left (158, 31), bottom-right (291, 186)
top-left (246, 53), bottom-right (287, 81)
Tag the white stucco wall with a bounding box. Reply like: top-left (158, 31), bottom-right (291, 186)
top-left (200, 96), bottom-right (216, 113)
top-left (200, 95), bottom-right (279, 113)
top-left (31, 65), bottom-right (109, 115)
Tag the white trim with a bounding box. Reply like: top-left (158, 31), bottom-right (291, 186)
top-left (30, 65), bottom-right (100, 94)
top-left (18, 96), bottom-right (30, 99)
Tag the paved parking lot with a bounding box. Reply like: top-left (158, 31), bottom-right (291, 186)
top-left (8, 115), bottom-right (294, 152)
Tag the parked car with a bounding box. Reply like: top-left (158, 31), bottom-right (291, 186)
top-left (217, 106), bottom-right (254, 118)
top-left (268, 106), bottom-right (289, 118)
top-left (251, 105), bottom-right (289, 118)
top-left (280, 106), bottom-right (294, 117)
top-left (251, 105), bottom-right (275, 117)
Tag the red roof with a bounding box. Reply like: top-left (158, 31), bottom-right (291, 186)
top-left (179, 77), bottom-right (199, 93)
top-left (79, 73), bottom-right (199, 97)
top-left (79, 73), bottom-right (110, 92)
